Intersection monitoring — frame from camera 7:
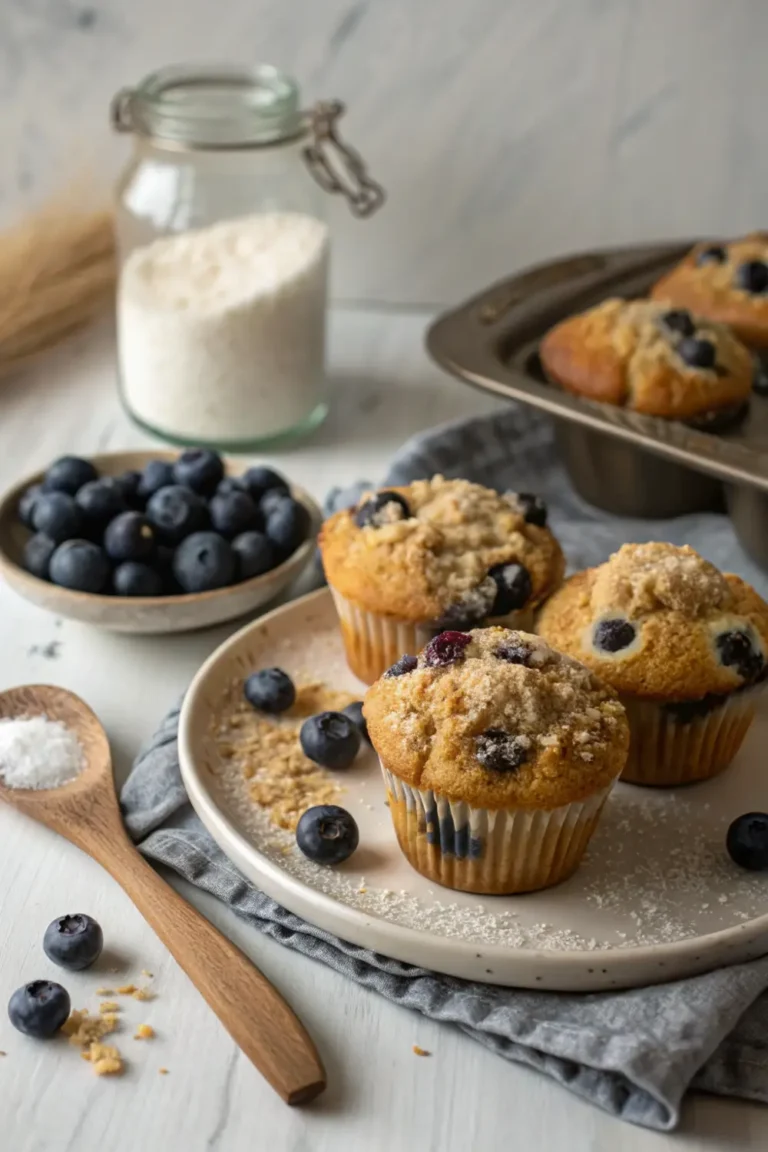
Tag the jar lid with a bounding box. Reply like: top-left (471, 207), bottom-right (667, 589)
top-left (111, 64), bottom-right (304, 149)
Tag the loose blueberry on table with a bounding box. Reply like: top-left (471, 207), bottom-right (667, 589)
top-left (300, 711), bottom-right (361, 769)
top-left (244, 668), bottom-right (296, 714)
top-left (8, 980), bottom-right (71, 1039)
top-left (43, 913), bottom-right (103, 971)
top-left (726, 813), bottom-right (768, 871)
top-left (296, 805), bottom-right (359, 865)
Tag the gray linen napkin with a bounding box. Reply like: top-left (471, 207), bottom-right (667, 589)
top-left (120, 406), bottom-right (768, 1132)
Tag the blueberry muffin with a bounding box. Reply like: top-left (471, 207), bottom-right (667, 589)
top-left (320, 476), bottom-right (565, 684)
top-left (537, 543), bottom-right (768, 786)
top-left (363, 627), bottom-right (628, 894)
top-left (651, 235), bottom-right (768, 352)
top-left (539, 298), bottom-right (752, 419)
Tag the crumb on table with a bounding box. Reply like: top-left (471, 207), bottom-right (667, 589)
top-left (99, 1001), bottom-right (119, 1014)
top-left (63, 1009), bottom-right (119, 1047)
top-left (412, 1045), bottom-right (431, 1057)
top-left (83, 1042), bottom-right (124, 1076)
top-left (134, 1024), bottom-right (155, 1040)
top-left (116, 984), bottom-right (136, 996)
top-left (159, 1067), bottom-right (169, 1075)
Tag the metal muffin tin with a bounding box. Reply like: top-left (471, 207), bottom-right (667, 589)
top-left (426, 241), bottom-right (768, 570)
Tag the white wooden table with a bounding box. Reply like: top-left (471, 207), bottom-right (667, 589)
top-left (0, 308), bottom-right (766, 1151)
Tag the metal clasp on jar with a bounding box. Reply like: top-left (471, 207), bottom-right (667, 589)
top-left (302, 100), bottom-right (385, 219)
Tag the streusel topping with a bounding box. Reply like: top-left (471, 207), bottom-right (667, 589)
top-left (591, 543), bottom-right (730, 619)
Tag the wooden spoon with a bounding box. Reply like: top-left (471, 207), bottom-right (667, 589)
top-left (0, 684), bottom-right (326, 1106)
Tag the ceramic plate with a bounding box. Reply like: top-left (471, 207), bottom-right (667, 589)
top-left (178, 588), bottom-right (768, 991)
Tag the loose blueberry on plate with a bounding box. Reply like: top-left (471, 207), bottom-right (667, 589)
top-left (244, 667), bottom-right (296, 714)
top-left (715, 629), bottom-right (764, 681)
top-left (146, 485), bottom-right (208, 544)
top-left (241, 465), bottom-right (290, 502)
top-left (43, 455), bottom-right (97, 496)
top-left (342, 700), bottom-right (370, 744)
top-left (43, 913), bottom-right (103, 971)
top-left (113, 561), bottom-right (164, 597)
top-left (513, 492), bottom-right (548, 527)
top-left (49, 540), bottom-right (110, 594)
top-left (23, 534), bottom-right (57, 580)
top-left (32, 492), bottom-right (82, 544)
top-left (104, 511), bottom-right (155, 563)
top-left (677, 336), bottom-right (717, 370)
top-left (300, 711), bottom-right (361, 769)
top-left (172, 448), bottom-right (224, 496)
top-left (475, 728), bottom-right (530, 772)
top-left (384, 654), bottom-right (418, 678)
top-left (173, 532), bottom-right (235, 593)
top-left (696, 245), bottom-right (727, 266)
top-left (113, 470), bottom-right (143, 507)
top-left (209, 491), bottom-right (261, 539)
top-left (355, 491), bottom-right (410, 529)
top-left (753, 352), bottom-right (768, 397)
top-left (488, 562), bottom-right (532, 616)
top-left (75, 479), bottom-right (126, 530)
top-left (18, 483), bottom-right (44, 528)
top-left (265, 498), bottom-right (310, 558)
top-left (296, 805), bottom-right (359, 865)
top-left (232, 531), bottom-right (277, 580)
top-left (137, 459), bottom-right (175, 503)
top-left (8, 981), bottom-right (71, 1039)
top-left (423, 630), bottom-right (472, 668)
top-left (726, 813), bottom-right (768, 871)
top-left (660, 309), bottom-right (696, 338)
top-left (735, 260), bottom-right (768, 295)
top-left (593, 618), bottom-right (637, 653)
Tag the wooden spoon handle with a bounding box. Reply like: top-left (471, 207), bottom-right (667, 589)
top-left (98, 837), bottom-right (325, 1105)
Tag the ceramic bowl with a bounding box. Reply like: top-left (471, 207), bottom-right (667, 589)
top-left (0, 451), bottom-right (321, 634)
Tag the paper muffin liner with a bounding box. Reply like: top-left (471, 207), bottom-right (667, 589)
top-left (619, 682), bottom-right (766, 787)
top-left (328, 586), bottom-right (535, 685)
top-left (380, 762), bottom-right (613, 895)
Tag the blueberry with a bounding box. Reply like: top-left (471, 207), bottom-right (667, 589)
top-left (49, 540), bottom-right (110, 593)
top-left (23, 534), bottom-right (57, 580)
top-left (18, 483), bottom-right (44, 528)
top-left (173, 531), bottom-right (235, 592)
top-left (260, 489), bottom-right (293, 518)
top-left (513, 492), bottom-right (548, 527)
top-left (300, 711), bottom-right (361, 769)
top-left (663, 695), bottom-right (724, 724)
top-left (384, 654), bottom-right (418, 678)
top-left (593, 618), bottom-right (637, 653)
top-left (488, 562), bottom-right (532, 615)
top-left (244, 668), bottom-right (296, 714)
top-left (296, 805), bottom-right (359, 865)
top-left (216, 477), bottom-right (247, 498)
top-left (146, 485), bottom-right (207, 544)
top-left (660, 309), bottom-right (696, 338)
top-left (113, 470), bottom-right (142, 507)
top-left (753, 353), bottom-right (768, 396)
top-left (32, 492), bottom-right (82, 544)
top-left (155, 545), bottom-right (180, 593)
top-left (696, 245), bottom-right (727, 266)
top-left (727, 813), bottom-right (768, 871)
top-left (43, 456), bottom-right (97, 496)
top-left (209, 491), bottom-right (261, 539)
top-left (43, 913), bottom-right (103, 971)
top-left (715, 630), bottom-right (764, 682)
top-left (495, 641), bottom-right (533, 665)
top-left (75, 479), bottom-right (126, 530)
top-left (342, 700), bottom-right (370, 744)
top-left (232, 531), bottom-right (277, 580)
top-left (265, 498), bottom-right (310, 558)
top-left (104, 511), bottom-right (155, 563)
top-left (241, 465), bottom-right (290, 502)
top-left (423, 630), bottom-right (472, 668)
top-left (113, 561), bottom-right (164, 597)
top-left (677, 337), bottom-right (717, 370)
top-left (173, 448), bottom-right (224, 496)
top-left (355, 491), bottom-right (410, 529)
top-left (475, 728), bottom-right (530, 772)
top-left (735, 260), bottom-right (768, 295)
top-left (137, 459), bottom-right (175, 502)
top-left (8, 981), bottom-right (71, 1039)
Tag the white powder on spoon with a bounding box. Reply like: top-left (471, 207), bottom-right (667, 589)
top-left (0, 716), bottom-right (85, 789)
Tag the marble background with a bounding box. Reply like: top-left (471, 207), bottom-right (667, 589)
top-left (2, 0), bottom-right (767, 306)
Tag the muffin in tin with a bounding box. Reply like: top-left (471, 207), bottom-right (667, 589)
top-left (651, 234), bottom-right (768, 350)
top-left (539, 298), bottom-right (752, 420)
top-left (320, 475), bottom-right (565, 684)
top-left (364, 627), bottom-right (629, 894)
top-left (537, 543), bottom-right (768, 786)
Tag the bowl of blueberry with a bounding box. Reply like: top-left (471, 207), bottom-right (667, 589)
top-left (0, 448), bottom-right (321, 633)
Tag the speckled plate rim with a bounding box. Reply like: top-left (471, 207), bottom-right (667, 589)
top-left (178, 588), bottom-right (768, 991)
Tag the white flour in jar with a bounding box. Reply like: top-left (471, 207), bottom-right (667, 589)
top-left (117, 213), bottom-right (329, 443)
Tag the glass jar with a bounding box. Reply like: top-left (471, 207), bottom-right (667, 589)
top-left (111, 64), bottom-right (383, 450)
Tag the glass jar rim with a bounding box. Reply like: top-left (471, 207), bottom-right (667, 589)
top-left (112, 63), bottom-right (305, 149)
